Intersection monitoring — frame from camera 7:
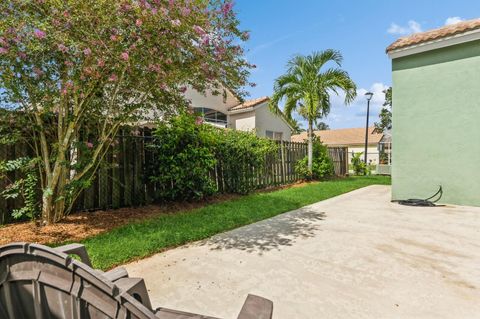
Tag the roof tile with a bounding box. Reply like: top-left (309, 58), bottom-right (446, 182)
top-left (291, 127), bottom-right (382, 145)
top-left (386, 18), bottom-right (480, 53)
top-left (229, 96), bottom-right (270, 111)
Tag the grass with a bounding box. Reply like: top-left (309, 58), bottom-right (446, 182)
top-left (79, 175), bottom-right (390, 270)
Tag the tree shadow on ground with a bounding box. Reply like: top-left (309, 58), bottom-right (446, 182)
top-left (199, 208), bottom-right (326, 254)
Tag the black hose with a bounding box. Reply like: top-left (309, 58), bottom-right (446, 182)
top-left (392, 186), bottom-right (443, 207)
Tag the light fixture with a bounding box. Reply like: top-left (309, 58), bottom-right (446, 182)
top-left (363, 92), bottom-right (374, 169)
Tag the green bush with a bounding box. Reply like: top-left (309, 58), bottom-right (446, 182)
top-left (149, 114), bottom-right (218, 201)
top-left (215, 129), bottom-right (277, 194)
top-left (149, 113), bottom-right (278, 201)
top-left (351, 152), bottom-right (367, 175)
top-left (295, 138), bottom-right (334, 180)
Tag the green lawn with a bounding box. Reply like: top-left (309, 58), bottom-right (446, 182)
top-left (80, 176), bottom-right (390, 270)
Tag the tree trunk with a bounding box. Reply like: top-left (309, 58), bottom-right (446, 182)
top-left (307, 119), bottom-right (313, 174)
top-left (41, 192), bottom-right (54, 224)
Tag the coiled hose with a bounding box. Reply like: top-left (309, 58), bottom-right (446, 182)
top-left (392, 186), bottom-right (443, 207)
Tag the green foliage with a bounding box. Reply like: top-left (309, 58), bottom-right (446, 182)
top-left (0, 0), bottom-right (252, 223)
top-left (295, 139), bottom-right (334, 180)
top-left (0, 157), bottom-right (39, 220)
top-left (351, 152), bottom-right (367, 175)
top-left (150, 114), bottom-right (217, 201)
top-left (149, 113), bottom-right (277, 201)
top-left (215, 128), bottom-right (278, 194)
top-left (270, 50), bottom-right (357, 172)
top-left (375, 87), bottom-right (392, 133)
top-left (315, 121), bottom-right (330, 131)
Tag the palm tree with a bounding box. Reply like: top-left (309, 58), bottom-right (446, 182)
top-left (270, 50), bottom-right (356, 172)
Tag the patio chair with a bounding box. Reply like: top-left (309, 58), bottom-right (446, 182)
top-left (0, 242), bottom-right (273, 319)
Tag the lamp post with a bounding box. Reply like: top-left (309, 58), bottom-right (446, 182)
top-left (364, 92), bottom-right (374, 166)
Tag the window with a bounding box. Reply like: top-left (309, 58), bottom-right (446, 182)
top-left (265, 130), bottom-right (283, 140)
top-left (193, 107), bottom-right (227, 126)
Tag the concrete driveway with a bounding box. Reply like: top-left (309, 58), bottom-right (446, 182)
top-left (125, 185), bottom-right (480, 318)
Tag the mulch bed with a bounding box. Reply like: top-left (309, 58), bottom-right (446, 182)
top-left (0, 181), bottom-right (312, 246)
top-left (0, 194), bottom-right (240, 246)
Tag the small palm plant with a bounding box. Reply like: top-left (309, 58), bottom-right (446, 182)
top-left (270, 50), bottom-right (357, 172)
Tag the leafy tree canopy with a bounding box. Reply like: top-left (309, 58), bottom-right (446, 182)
top-left (374, 87), bottom-right (392, 133)
top-left (0, 0), bottom-right (252, 223)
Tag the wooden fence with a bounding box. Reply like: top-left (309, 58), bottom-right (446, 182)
top-left (0, 134), bottom-right (347, 224)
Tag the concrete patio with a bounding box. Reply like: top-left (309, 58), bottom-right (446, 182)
top-left (125, 185), bottom-right (480, 318)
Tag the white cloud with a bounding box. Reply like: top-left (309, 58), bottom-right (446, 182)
top-left (445, 17), bottom-right (464, 25)
top-left (387, 20), bottom-right (422, 35)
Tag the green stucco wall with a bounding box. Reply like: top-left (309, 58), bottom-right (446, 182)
top-left (392, 40), bottom-right (480, 207)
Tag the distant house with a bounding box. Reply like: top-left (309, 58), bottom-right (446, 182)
top-left (387, 18), bottom-right (480, 206)
top-left (291, 127), bottom-right (383, 164)
top-left (185, 89), bottom-right (292, 141)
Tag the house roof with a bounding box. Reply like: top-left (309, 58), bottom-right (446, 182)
top-left (291, 127), bottom-right (382, 146)
top-left (229, 96), bottom-right (270, 112)
top-left (387, 18), bottom-right (480, 53)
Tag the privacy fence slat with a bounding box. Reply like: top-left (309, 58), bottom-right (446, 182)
top-left (0, 132), bottom-right (348, 224)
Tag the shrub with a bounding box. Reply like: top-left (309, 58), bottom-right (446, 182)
top-left (149, 114), bottom-right (217, 201)
top-left (215, 129), bottom-right (278, 194)
top-left (295, 138), bottom-right (334, 180)
top-left (351, 152), bottom-right (367, 175)
top-left (149, 114), bottom-right (278, 201)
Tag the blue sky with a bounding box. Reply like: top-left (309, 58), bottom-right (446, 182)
top-left (235, 0), bottom-right (480, 129)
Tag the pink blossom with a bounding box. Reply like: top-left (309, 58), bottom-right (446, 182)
top-left (109, 74), bottom-right (118, 81)
top-left (195, 117), bottom-right (203, 125)
top-left (151, 7), bottom-right (158, 14)
top-left (65, 61), bottom-right (74, 67)
top-left (86, 142), bottom-right (94, 149)
top-left (136, 19), bottom-right (143, 27)
top-left (97, 59), bottom-right (105, 67)
top-left (83, 47), bottom-right (92, 56)
top-left (193, 25), bottom-right (205, 36)
top-left (18, 51), bottom-right (27, 59)
top-left (34, 29), bottom-right (46, 39)
top-left (221, 2), bottom-right (234, 16)
top-left (181, 7), bottom-right (191, 16)
top-left (201, 35), bottom-right (210, 46)
top-left (171, 19), bottom-right (181, 27)
top-left (120, 3), bottom-right (131, 11)
top-left (0, 47), bottom-right (7, 55)
top-left (148, 64), bottom-right (162, 72)
top-left (120, 52), bottom-right (129, 61)
top-left (0, 37), bottom-right (7, 45)
top-left (179, 86), bottom-right (187, 93)
top-left (110, 34), bottom-right (118, 41)
top-left (57, 44), bottom-right (68, 53)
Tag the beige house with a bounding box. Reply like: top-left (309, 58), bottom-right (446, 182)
top-left (185, 89), bottom-right (292, 141)
top-left (291, 127), bottom-right (383, 164)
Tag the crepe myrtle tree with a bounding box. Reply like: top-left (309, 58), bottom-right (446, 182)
top-left (0, 0), bottom-right (253, 224)
top-left (270, 50), bottom-right (356, 173)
